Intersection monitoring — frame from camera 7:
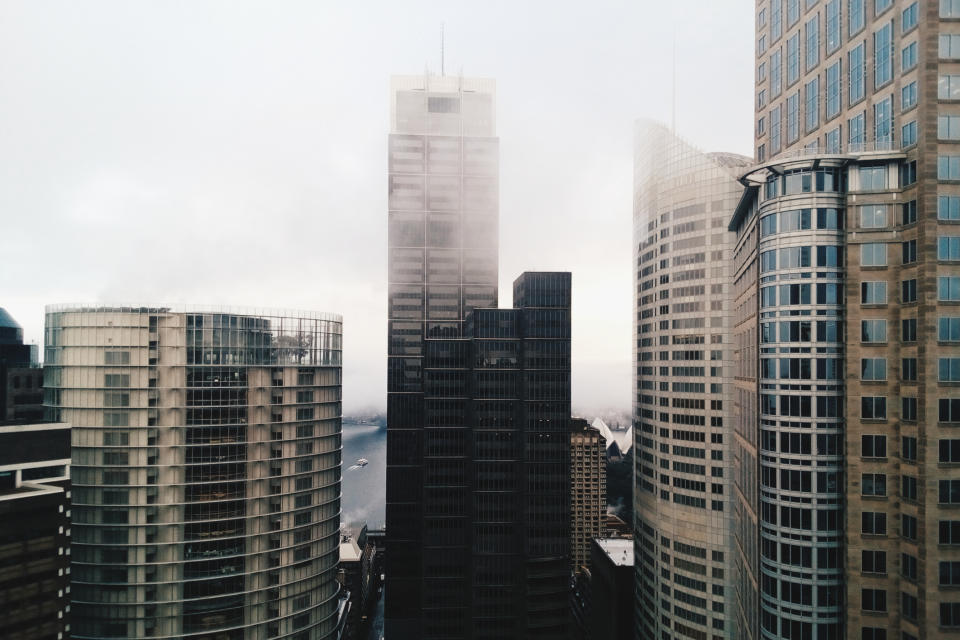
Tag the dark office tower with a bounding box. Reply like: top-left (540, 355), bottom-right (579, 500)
top-left (465, 272), bottom-right (572, 638)
top-left (0, 308), bottom-right (43, 422)
top-left (386, 73), bottom-right (498, 639)
top-left (745, 1), bottom-right (960, 638)
top-left (44, 305), bottom-right (343, 640)
top-left (0, 421), bottom-right (71, 640)
top-left (632, 120), bottom-right (750, 640)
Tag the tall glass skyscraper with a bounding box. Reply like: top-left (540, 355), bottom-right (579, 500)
top-left (632, 120), bottom-right (751, 640)
top-left (44, 305), bottom-right (343, 640)
top-left (733, 1), bottom-right (960, 638)
top-left (385, 73), bottom-right (499, 638)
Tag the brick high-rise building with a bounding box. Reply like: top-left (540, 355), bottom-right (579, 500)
top-left (730, 1), bottom-right (960, 638)
top-left (570, 418), bottom-right (606, 576)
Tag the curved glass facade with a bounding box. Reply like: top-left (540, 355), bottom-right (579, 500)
top-left (633, 121), bottom-right (751, 640)
top-left (44, 306), bottom-right (343, 640)
top-left (754, 162), bottom-right (847, 639)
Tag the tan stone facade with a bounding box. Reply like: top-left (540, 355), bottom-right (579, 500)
top-left (570, 418), bottom-right (607, 575)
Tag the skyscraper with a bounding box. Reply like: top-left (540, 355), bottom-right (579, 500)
top-left (632, 120), bottom-right (751, 640)
top-left (385, 73), bottom-right (499, 638)
top-left (734, 1), bottom-right (960, 637)
top-left (44, 305), bottom-right (343, 639)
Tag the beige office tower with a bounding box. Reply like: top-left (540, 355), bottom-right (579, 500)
top-left (570, 418), bottom-right (607, 575)
top-left (733, 1), bottom-right (960, 638)
top-left (632, 120), bottom-right (751, 640)
top-left (44, 305), bottom-right (344, 640)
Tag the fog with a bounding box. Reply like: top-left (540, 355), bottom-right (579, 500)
top-left (0, 1), bottom-right (753, 414)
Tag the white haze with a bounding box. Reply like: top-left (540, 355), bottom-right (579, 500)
top-left (0, 0), bottom-right (753, 414)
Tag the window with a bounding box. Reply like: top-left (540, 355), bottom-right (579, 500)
top-left (944, 603), bottom-right (960, 628)
top-left (941, 317), bottom-right (960, 341)
top-left (862, 512), bottom-right (887, 536)
top-left (902, 358), bottom-right (917, 381)
top-left (816, 245), bottom-right (843, 267)
top-left (944, 398), bottom-right (960, 422)
top-left (860, 243), bottom-right (887, 266)
top-left (825, 60), bottom-right (841, 118)
top-left (862, 550), bottom-right (886, 574)
top-left (781, 208), bottom-right (810, 229)
top-left (942, 479), bottom-right (960, 504)
top-left (902, 318), bottom-right (917, 342)
top-left (874, 96), bottom-right (892, 147)
top-left (760, 214), bottom-right (777, 236)
top-left (903, 593), bottom-right (919, 622)
top-left (861, 358), bottom-right (886, 381)
top-left (787, 92), bottom-right (800, 142)
top-left (942, 75), bottom-right (960, 100)
top-left (902, 41), bottom-right (917, 72)
top-left (902, 80), bottom-right (917, 110)
top-left (903, 397), bottom-right (918, 421)
top-left (901, 121), bottom-right (917, 147)
top-left (849, 111), bottom-right (866, 148)
top-left (902, 475), bottom-right (918, 500)
top-left (805, 16), bottom-right (819, 70)
top-left (772, 49), bottom-right (783, 98)
top-left (941, 196), bottom-right (960, 220)
top-left (943, 34), bottom-right (960, 59)
top-left (942, 439), bottom-right (960, 463)
top-left (772, 0), bottom-right (783, 39)
top-left (939, 236), bottom-right (960, 261)
top-left (862, 397), bottom-right (887, 420)
top-left (875, 22), bottom-right (893, 87)
top-left (850, 42), bottom-right (865, 103)
top-left (817, 207), bottom-right (842, 228)
top-left (903, 435), bottom-right (917, 460)
top-left (825, 126), bottom-right (841, 152)
top-left (903, 514), bottom-right (918, 540)
top-left (944, 563), bottom-right (960, 587)
top-left (902, 240), bottom-right (917, 264)
top-left (862, 588), bottom-right (887, 612)
top-left (944, 0), bottom-right (960, 17)
top-left (942, 520), bottom-right (960, 544)
top-left (861, 319), bottom-right (887, 342)
top-left (771, 105), bottom-right (782, 154)
top-left (826, 0), bottom-right (840, 52)
top-left (902, 200), bottom-right (917, 224)
top-left (941, 115), bottom-right (960, 140)
top-left (816, 283), bottom-right (842, 304)
top-left (787, 33), bottom-right (800, 85)
top-left (940, 276), bottom-right (960, 301)
top-left (939, 156), bottom-right (960, 180)
top-left (860, 205), bottom-right (887, 228)
top-left (787, 0), bottom-right (799, 25)
top-left (805, 78), bottom-right (819, 131)
top-left (850, 0), bottom-right (865, 35)
top-left (862, 434), bottom-right (887, 457)
top-left (859, 164), bottom-right (885, 190)
top-left (759, 34), bottom-right (768, 56)
top-left (862, 281), bottom-right (887, 304)
top-left (875, 0), bottom-right (892, 12)
top-left (862, 473), bottom-right (887, 496)
top-left (902, 2), bottom-right (918, 31)
top-left (941, 357), bottom-right (960, 381)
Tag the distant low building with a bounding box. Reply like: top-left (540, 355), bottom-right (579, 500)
top-left (570, 418), bottom-right (606, 575)
top-left (589, 538), bottom-right (634, 640)
top-left (0, 308), bottom-right (42, 422)
top-left (339, 523), bottom-right (380, 640)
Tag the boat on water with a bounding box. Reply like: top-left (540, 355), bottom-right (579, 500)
top-left (356, 458), bottom-right (368, 467)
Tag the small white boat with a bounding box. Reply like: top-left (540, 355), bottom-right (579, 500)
top-left (356, 458), bottom-right (369, 467)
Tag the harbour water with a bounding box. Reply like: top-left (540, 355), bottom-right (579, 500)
top-left (340, 422), bottom-right (387, 528)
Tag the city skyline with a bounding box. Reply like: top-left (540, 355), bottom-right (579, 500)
top-left (0, 1), bottom-right (754, 415)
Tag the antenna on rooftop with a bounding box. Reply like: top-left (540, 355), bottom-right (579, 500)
top-left (441, 23), bottom-right (445, 76)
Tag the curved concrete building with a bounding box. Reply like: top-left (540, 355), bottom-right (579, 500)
top-left (44, 305), bottom-right (343, 640)
top-left (632, 120), bottom-right (751, 640)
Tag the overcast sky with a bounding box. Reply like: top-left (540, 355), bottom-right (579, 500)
top-left (0, 1), bottom-right (754, 414)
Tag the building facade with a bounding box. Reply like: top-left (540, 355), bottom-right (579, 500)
top-left (746, 0), bottom-right (960, 637)
top-left (1, 308), bottom-right (43, 422)
top-left (44, 305), bottom-right (343, 640)
top-left (385, 73), bottom-right (499, 638)
top-left (0, 421), bottom-right (71, 640)
top-left (632, 120), bottom-right (751, 640)
top-left (570, 417), bottom-right (607, 575)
